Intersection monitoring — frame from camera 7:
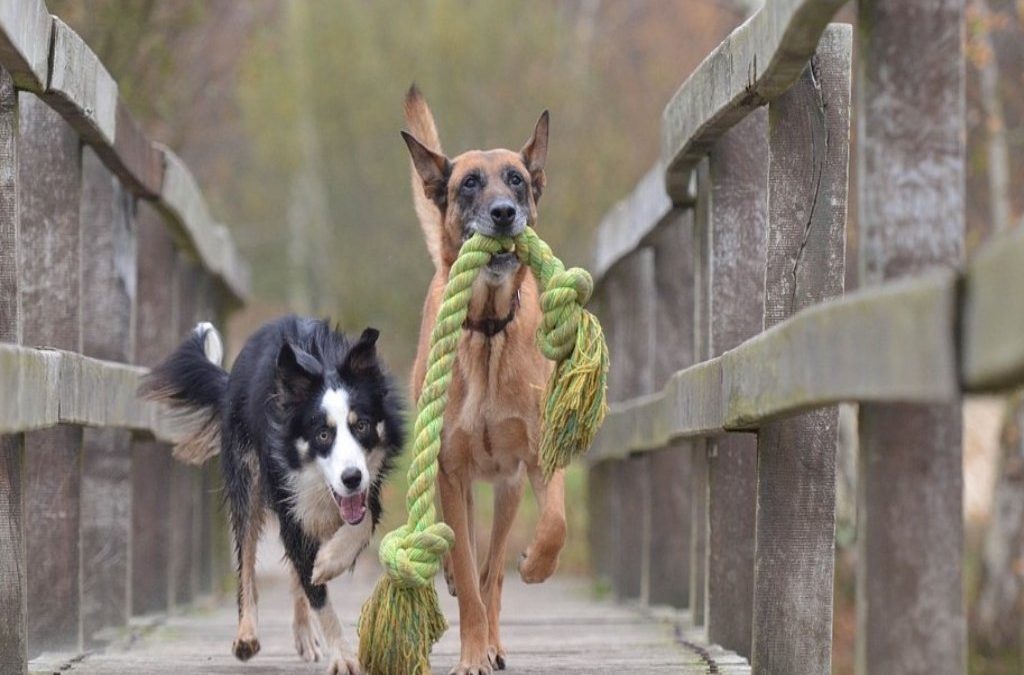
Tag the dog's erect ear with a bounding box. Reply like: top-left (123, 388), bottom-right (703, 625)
top-left (521, 110), bottom-right (549, 202)
top-left (342, 327), bottom-right (381, 379)
top-left (402, 131), bottom-right (451, 208)
top-left (276, 342), bottom-right (323, 402)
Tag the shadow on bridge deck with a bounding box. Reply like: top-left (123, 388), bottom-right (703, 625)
top-left (31, 536), bottom-right (746, 674)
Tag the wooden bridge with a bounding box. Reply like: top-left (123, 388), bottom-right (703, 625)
top-left (0, 0), bottom-right (1015, 674)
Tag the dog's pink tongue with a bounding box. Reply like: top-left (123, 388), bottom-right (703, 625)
top-left (339, 492), bottom-right (366, 525)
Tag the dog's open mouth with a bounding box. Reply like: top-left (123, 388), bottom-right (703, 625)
top-left (487, 251), bottom-right (518, 271)
top-left (333, 489), bottom-right (367, 526)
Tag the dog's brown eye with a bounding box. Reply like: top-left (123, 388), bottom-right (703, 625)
top-left (316, 429), bottom-right (331, 444)
top-left (509, 173), bottom-right (523, 187)
top-left (354, 420), bottom-right (370, 435)
top-left (462, 175), bottom-right (479, 190)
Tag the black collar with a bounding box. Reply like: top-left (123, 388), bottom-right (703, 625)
top-left (463, 291), bottom-right (521, 337)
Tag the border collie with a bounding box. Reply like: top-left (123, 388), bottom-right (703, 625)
top-left (142, 316), bottom-right (403, 675)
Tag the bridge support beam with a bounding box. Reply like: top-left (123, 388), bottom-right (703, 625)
top-left (750, 24), bottom-right (852, 675)
top-left (855, 0), bottom-right (967, 673)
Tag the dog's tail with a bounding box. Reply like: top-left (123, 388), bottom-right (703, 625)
top-left (404, 83), bottom-right (444, 268)
top-left (140, 321), bottom-right (228, 465)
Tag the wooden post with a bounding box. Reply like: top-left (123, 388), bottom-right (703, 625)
top-left (78, 146), bottom-right (136, 646)
top-left (18, 93), bottom-right (84, 657)
top-left (602, 249), bottom-right (656, 601)
top-left (689, 158), bottom-right (711, 629)
top-left (705, 108), bottom-right (768, 659)
top-left (169, 257), bottom-right (200, 608)
top-left (855, 1), bottom-right (966, 672)
top-left (647, 210), bottom-right (695, 608)
top-left (750, 25), bottom-right (851, 675)
top-left (0, 66), bottom-right (25, 675)
top-left (131, 202), bottom-right (178, 616)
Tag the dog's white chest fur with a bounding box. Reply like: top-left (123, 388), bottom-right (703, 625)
top-left (286, 462), bottom-right (343, 541)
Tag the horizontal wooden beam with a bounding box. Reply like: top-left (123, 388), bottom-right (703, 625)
top-left (0, 0), bottom-right (50, 92)
top-left (592, 165), bottom-right (673, 280)
top-left (0, 344), bottom-right (177, 442)
top-left (589, 270), bottom-right (962, 462)
top-left (0, 8), bottom-right (250, 303)
top-left (660, 0), bottom-right (846, 202)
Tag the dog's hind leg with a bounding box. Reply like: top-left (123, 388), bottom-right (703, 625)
top-left (479, 473), bottom-right (525, 671)
top-left (226, 451), bottom-right (264, 661)
top-left (518, 466), bottom-right (567, 584)
top-left (443, 485), bottom-right (475, 597)
top-left (440, 466), bottom-right (491, 675)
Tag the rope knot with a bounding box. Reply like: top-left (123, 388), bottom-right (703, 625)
top-left (379, 523), bottom-right (455, 589)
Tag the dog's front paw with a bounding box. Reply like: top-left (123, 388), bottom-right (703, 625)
top-left (326, 650), bottom-right (362, 675)
top-left (487, 644), bottom-right (507, 671)
top-left (449, 660), bottom-right (493, 675)
top-left (293, 616), bottom-right (324, 662)
top-left (311, 551), bottom-right (342, 587)
top-left (232, 635), bottom-right (261, 662)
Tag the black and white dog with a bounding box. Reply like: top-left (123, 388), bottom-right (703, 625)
top-left (143, 316), bottom-right (404, 675)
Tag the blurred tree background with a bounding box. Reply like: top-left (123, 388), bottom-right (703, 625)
top-left (47, 1), bottom-right (1024, 672)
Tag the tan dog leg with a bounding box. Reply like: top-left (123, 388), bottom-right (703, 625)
top-left (290, 568), bottom-right (325, 663)
top-left (519, 466), bottom-right (567, 583)
top-left (440, 467), bottom-right (491, 675)
top-left (479, 474), bottom-right (524, 670)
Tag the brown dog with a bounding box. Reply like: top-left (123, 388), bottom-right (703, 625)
top-left (402, 85), bottom-right (567, 675)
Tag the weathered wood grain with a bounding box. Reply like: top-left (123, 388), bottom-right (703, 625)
top-left (45, 18), bottom-right (118, 148)
top-left (646, 213), bottom-right (695, 608)
top-left (158, 146), bottom-right (250, 303)
top-left (961, 223), bottom-right (1024, 390)
top-left (0, 433), bottom-right (26, 675)
top-left (0, 0), bottom-right (50, 91)
top-left (586, 270), bottom-right (959, 461)
top-left (703, 109), bottom-right (768, 660)
top-left (750, 24), bottom-right (850, 675)
top-left (78, 147), bottom-right (135, 646)
top-left (0, 67), bottom-right (18, 343)
top-left (855, 1), bottom-right (966, 673)
top-left (660, 0), bottom-right (847, 202)
top-left (18, 90), bottom-right (84, 657)
top-left (111, 100), bottom-right (163, 198)
top-left (592, 164), bottom-right (672, 281)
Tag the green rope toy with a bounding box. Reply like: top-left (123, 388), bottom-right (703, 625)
top-left (357, 227), bottom-right (609, 674)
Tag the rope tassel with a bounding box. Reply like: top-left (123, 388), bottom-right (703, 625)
top-left (358, 227), bottom-right (609, 673)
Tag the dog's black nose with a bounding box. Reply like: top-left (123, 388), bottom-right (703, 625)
top-left (489, 201), bottom-right (517, 229)
top-left (341, 467), bottom-right (363, 490)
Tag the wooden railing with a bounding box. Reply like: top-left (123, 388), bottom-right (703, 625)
top-left (587, 1), bottom-right (986, 673)
top-left (0, 2), bottom-right (248, 673)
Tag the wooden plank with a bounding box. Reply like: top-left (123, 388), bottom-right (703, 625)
top-left (157, 146), bottom-right (249, 303)
top-left (961, 223), bottom-right (1024, 389)
top-left (689, 440), bottom-right (708, 628)
top-left (168, 257), bottom-right (200, 608)
top-left (585, 270), bottom-right (958, 460)
top-left (110, 100), bottom-right (163, 198)
top-left (78, 146), bottom-right (135, 646)
top-left (855, 1), bottom-right (966, 672)
top-left (703, 108), bottom-right (768, 660)
top-left (0, 0), bottom-right (50, 92)
top-left (0, 67), bottom-right (18, 343)
top-left (592, 164), bottom-right (672, 281)
top-left (750, 24), bottom-right (850, 675)
top-left (131, 202), bottom-right (178, 616)
top-left (646, 212), bottom-right (695, 608)
top-left (0, 434), bottom-right (26, 675)
top-left (660, 0), bottom-right (847, 202)
top-left (45, 18), bottom-right (118, 148)
top-left (18, 90), bottom-right (83, 657)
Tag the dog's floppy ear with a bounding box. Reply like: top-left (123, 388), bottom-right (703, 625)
top-left (276, 342), bottom-right (323, 402)
top-left (342, 327), bottom-right (381, 379)
top-left (521, 110), bottom-right (549, 202)
top-left (402, 131), bottom-right (451, 209)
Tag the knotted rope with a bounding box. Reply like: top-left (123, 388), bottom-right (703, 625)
top-left (358, 227), bottom-right (609, 674)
